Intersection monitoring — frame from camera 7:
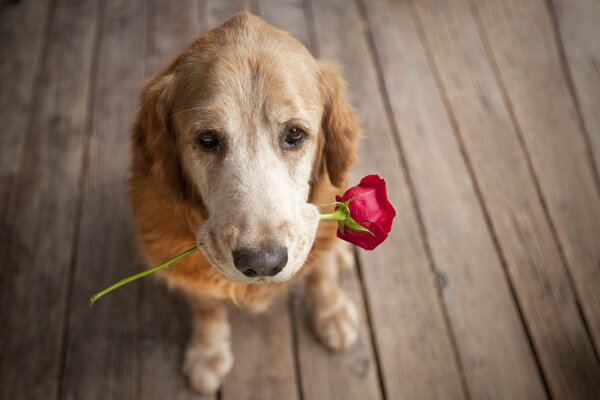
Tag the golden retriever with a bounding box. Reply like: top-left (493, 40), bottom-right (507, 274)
top-left (129, 11), bottom-right (360, 394)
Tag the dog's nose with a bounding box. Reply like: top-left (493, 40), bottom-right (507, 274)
top-left (232, 246), bottom-right (288, 277)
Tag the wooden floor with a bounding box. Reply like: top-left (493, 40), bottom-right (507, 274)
top-left (1, 0), bottom-right (599, 399)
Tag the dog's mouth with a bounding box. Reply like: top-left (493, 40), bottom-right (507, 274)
top-left (196, 237), bottom-right (312, 284)
top-left (196, 204), bottom-right (320, 284)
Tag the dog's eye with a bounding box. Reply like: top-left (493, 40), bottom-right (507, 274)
top-left (283, 127), bottom-right (305, 148)
top-left (196, 131), bottom-right (219, 151)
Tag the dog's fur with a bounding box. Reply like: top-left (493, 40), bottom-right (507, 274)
top-left (130, 12), bottom-right (360, 394)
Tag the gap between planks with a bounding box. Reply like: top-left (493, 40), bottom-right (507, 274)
top-left (56, 0), bottom-right (108, 398)
top-left (405, 2), bottom-right (552, 397)
top-left (353, 0), bottom-right (472, 397)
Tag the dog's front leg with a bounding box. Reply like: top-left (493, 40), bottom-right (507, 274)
top-left (183, 296), bottom-right (233, 395)
top-left (307, 241), bottom-right (359, 351)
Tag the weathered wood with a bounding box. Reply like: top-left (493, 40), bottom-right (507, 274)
top-left (146, 0), bottom-right (202, 78)
top-left (222, 299), bottom-right (300, 400)
top-left (258, 0), bottom-right (311, 48)
top-left (140, 280), bottom-right (205, 400)
top-left (204, 0), bottom-right (252, 26)
top-left (0, 0), bottom-right (50, 214)
top-left (291, 269), bottom-right (382, 400)
top-left (309, 0), bottom-right (469, 398)
top-left (138, 1), bottom-right (209, 399)
top-left (2, 1), bottom-right (600, 398)
top-left (411, 0), bottom-right (600, 398)
top-left (257, 2), bottom-right (383, 399)
top-left (0, 1), bottom-right (100, 399)
top-left (551, 0), bottom-right (600, 177)
top-left (473, 0), bottom-right (600, 369)
top-left (59, 1), bottom-right (146, 399)
top-left (360, 0), bottom-right (547, 398)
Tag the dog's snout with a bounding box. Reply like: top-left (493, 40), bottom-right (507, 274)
top-left (232, 246), bottom-right (288, 277)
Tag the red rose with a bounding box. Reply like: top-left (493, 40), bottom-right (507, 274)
top-left (324, 175), bottom-right (396, 250)
top-left (89, 175), bottom-right (396, 306)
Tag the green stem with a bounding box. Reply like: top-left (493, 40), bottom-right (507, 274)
top-left (319, 208), bottom-right (347, 221)
top-left (88, 247), bottom-right (198, 307)
top-left (88, 204), bottom-right (364, 307)
top-left (316, 201), bottom-right (344, 207)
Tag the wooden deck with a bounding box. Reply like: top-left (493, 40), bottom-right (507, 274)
top-left (1, 0), bottom-right (599, 399)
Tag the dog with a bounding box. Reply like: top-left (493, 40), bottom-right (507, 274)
top-left (129, 11), bottom-right (360, 394)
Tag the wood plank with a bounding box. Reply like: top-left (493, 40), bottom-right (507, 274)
top-left (140, 281), bottom-right (205, 400)
top-left (222, 300), bottom-right (300, 400)
top-left (138, 2), bottom-right (212, 399)
top-left (411, 1), bottom-right (600, 398)
top-left (473, 0), bottom-right (600, 363)
top-left (257, 0), bottom-right (311, 48)
top-left (308, 0), bottom-right (469, 398)
top-left (204, 0), bottom-right (252, 26)
top-left (359, 0), bottom-right (548, 398)
top-left (0, 0), bottom-right (50, 214)
top-left (146, 0), bottom-right (202, 78)
top-left (551, 0), bottom-right (600, 177)
top-left (291, 268), bottom-right (382, 400)
top-left (59, 1), bottom-right (146, 399)
top-left (0, 1), bottom-right (100, 399)
top-left (257, 2), bottom-right (383, 399)
top-left (201, 3), bottom-right (300, 399)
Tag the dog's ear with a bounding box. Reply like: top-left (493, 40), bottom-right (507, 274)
top-left (317, 61), bottom-right (360, 188)
top-left (132, 72), bottom-right (191, 202)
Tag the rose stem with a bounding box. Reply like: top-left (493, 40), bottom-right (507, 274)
top-left (88, 246), bottom-right (198, 307)
top-left (88, 212), bottom-right (344, 307)
top-left (318, 210), bottom-right (346, 221)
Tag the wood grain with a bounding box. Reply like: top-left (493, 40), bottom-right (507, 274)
top-left (221, 299), bottom-right (300, 400)
top-left (2, 1), bottom-right (599, 398)
top-left (139, 1), bottom-right (211, 399)
top-left (257, 0), bottom-right (311, 48)
top-left (59, 1), bottom-right (146, 399)
top-left (360, 0), bottom-right (548, 398)
top-left (411, 0), bottom-right (600, 398)
top-left (0, 1), bottom-right (100, 399)
top-left (146, 0), bottom-right (203, 78)
top-left (0, 0), bottom-right (50, 215)
top-left (204, 0), bottom-right (253, 26)
top-left (551, 0), bottom-right (600, 177)
top-left (292, 269), bottom-right (383, 400)
top-left (140, 280), bottom-right (205, 400)
top-left (473, 0), bottom-right (600, 370)
top-left (309, 0), bottom-right (468, 398)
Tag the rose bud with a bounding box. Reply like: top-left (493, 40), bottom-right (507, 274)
top-left (320, 175), bottom-right (396, 250)
top-left (89, 175), bottom-right (395, 306)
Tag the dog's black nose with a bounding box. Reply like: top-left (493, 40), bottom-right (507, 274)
top-left (232, 246), bottom-right (288, 277)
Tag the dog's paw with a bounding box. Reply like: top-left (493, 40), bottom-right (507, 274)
top-left (313, 293), bottom-right (359, 351)
top-left (183, 341), bottom-right (233, 395)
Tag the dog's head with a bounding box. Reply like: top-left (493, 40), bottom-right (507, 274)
top-left (134, 12), bottom-right (359, 283)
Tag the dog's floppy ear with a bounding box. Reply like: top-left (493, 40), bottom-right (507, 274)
top-left (132, 72), bottom-right (191, 201)
top-left (317, 61), bottom-right (360, 188)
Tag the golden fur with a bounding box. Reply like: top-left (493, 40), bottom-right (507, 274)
top-left (129, 12), bottom-right (360, 393)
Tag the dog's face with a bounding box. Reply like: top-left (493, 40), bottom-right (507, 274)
top-left (177, 35), bottom-right (323, 283)
top-left (136, 13), bottom-right (358, 283)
